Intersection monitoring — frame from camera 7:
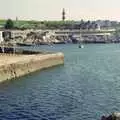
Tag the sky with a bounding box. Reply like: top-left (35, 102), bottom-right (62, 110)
top-left (0, 0), bottom-right (120, 21)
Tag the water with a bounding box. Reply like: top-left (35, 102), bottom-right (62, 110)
top-left (1, 44), bottom-right (120, 120)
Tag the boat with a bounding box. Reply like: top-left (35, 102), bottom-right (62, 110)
top-left (78, 33), bottom-right (84, 48)
top-left (79, 44), bottom-right (84, 48)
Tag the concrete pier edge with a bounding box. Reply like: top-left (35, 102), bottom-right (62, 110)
top-left (0, 52), bottom-right (64, 83)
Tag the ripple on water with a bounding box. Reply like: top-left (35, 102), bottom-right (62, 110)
top-left (0, 44), bottom-right (120, 120)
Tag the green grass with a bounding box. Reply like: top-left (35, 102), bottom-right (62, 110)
top-left (0, 19), bottom-right (119, 30)
top-left (0, 19), bottom-right (75, 29)
top-left (0, 19), bottom-right (6, 26)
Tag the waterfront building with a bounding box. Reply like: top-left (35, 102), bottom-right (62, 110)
top-left (10, 30), bottom-right (27, 39)
top-left (96, 24), bottom-right (101, 30)
top-left (0, 31), bottom-right (4, 43)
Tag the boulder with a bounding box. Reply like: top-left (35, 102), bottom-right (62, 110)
top-left (101, 112), bottom-right (120, 120)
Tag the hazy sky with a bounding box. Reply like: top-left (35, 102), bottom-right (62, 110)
top-left (0, 0), bottom-right (120, 21)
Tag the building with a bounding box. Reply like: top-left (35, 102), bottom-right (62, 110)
top-left (0, 31), bottom-right (4, 43)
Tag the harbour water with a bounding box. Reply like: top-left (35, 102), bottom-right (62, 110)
top-left (1, 44), bottom-right (120, 120)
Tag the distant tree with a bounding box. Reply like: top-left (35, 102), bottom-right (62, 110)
top-left (4, 19), bottom-right (14, 29)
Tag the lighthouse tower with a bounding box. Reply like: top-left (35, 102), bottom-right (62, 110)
top-left (62, 8), bottom-right (66, 21)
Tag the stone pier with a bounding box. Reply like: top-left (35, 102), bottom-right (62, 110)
top-left (0, 52), bottom-right (64, 83)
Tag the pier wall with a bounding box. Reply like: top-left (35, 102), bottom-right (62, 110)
top-left (0, 52), bottom-right (64, 83)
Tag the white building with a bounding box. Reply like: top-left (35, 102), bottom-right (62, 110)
top-left (10, 30), bottom-right (28, 39)
top-left (0, 31), bottom-right (4, 43)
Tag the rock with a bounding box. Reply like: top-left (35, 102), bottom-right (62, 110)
top-left (101, 116), bottom-right (107, 120)
top-left (112, 112), bottom-right (120, 120)
top-left (101, 112), bottom-right (120, 120)
top-left (101, 115), bottom-right (113, 120)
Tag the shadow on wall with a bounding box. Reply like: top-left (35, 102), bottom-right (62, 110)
top-left (0, 47), bottom-right (45, 55)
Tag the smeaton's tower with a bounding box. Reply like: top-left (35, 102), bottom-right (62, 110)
top-left (62, 8), bottom-right (66, 21)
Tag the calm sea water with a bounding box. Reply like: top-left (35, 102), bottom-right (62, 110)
top-left (1, 44), bottom-right (120, 120)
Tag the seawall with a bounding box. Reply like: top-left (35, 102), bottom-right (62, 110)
top-left (0, 52), bottom-right (64, 83)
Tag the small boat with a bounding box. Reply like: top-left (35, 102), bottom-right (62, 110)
top-left (79, 44), bottom-right (84, 48)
